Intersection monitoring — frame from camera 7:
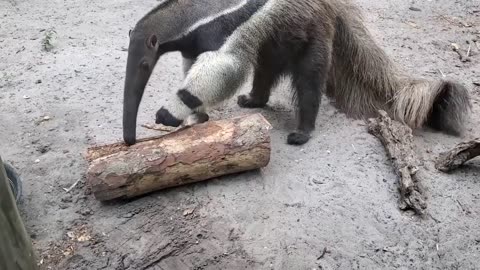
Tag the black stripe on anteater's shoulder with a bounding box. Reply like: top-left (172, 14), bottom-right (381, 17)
top-left (166, 0), bottom-right (269, 58)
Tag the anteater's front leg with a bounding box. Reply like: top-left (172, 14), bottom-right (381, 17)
top-left (155, 51), bottom-right (251, 127)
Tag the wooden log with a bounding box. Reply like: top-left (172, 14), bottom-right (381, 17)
top-left (368, 110), bottom-right (427, 215)
top-left (435, 138), bottom-right (480, 172)
top-left (86, 113), bottom-right (272, 201)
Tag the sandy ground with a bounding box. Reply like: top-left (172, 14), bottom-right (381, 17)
top-left (1, 0), bottom-right (480, 269)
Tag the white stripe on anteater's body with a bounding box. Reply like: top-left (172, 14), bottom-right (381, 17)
top-left (168, 0), bottom-right (249, 44)
top-left (172, 0), bottom-right (249, 77)
top-left (171, 0), bottom-right (268, 75)
top-left (134, 0), bottom-right (247, 45)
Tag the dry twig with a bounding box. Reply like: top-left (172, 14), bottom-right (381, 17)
top-left (317, 247), bottom-right (328, 260)
top-left (141, 123), bottom-right (176, 132)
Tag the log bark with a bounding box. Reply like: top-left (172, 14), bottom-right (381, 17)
top-left (435, 138), bottom-right (480, 172)
top-left (367, 110), bottom-right (427, 215)
top-left (86, 113), bottom-right (272, 201)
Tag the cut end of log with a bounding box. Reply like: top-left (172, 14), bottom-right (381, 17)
top-left (85, 113), bottom-right (272, 201)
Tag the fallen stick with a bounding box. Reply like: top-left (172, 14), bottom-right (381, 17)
top-left (435, 138), bottom-right (480, 172)
top-left (368, 110), bottom-right (426, 215)
top-left (86, 113), bottom-right (272, 201)
top-left (141, 123), bottom-right (176, 132)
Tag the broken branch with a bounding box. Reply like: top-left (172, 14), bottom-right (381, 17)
top-left (368, 110), bottom-right (427, 215)
top-left (141, 123), bottom-right (176, 132)
top-left (435, 138), bottom-right (480, 172)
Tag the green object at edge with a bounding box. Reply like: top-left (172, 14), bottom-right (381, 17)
top-left (0, 155), bottom-right (38, 270)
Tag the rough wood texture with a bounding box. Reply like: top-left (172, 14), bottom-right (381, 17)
top-left (368, 110), bottom-right (426, 215)
top-left (435, 138), bottom-right (480, 172)
top-left (86, 113), bottom-right (272, 201)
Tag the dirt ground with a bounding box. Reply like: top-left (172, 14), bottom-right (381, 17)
top-left (1, 0), bottom-right (480, 269)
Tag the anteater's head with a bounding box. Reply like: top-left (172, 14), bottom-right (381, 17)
top-left (123, 28), bottom-right (160, 146)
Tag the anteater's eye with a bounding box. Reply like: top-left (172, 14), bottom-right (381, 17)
top-left (140, 61), bottom-right (149, 70)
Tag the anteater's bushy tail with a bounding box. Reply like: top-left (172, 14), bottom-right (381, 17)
top-left (392, 79), bottom-right (470, 135)
top-left (327, 1), bottom-right (471, 134)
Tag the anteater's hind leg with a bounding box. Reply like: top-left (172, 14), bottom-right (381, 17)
top-left (237, 45), bottom-right (284, 108)
top-left (287, 39), bottom-right (331, 145)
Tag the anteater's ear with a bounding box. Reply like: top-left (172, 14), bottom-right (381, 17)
top-left (146, 34), bottom-right (158, 49)
top-left (128, 29), bottom-right (132, 37)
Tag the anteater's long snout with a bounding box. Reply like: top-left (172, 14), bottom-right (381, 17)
top-left (123, 83), bottom-right (144, 145)
top-left (122, 56), bottom-right (148, 146)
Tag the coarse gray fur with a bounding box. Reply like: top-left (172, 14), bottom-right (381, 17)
top-left (156, 0), bottom-right (471, 145)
